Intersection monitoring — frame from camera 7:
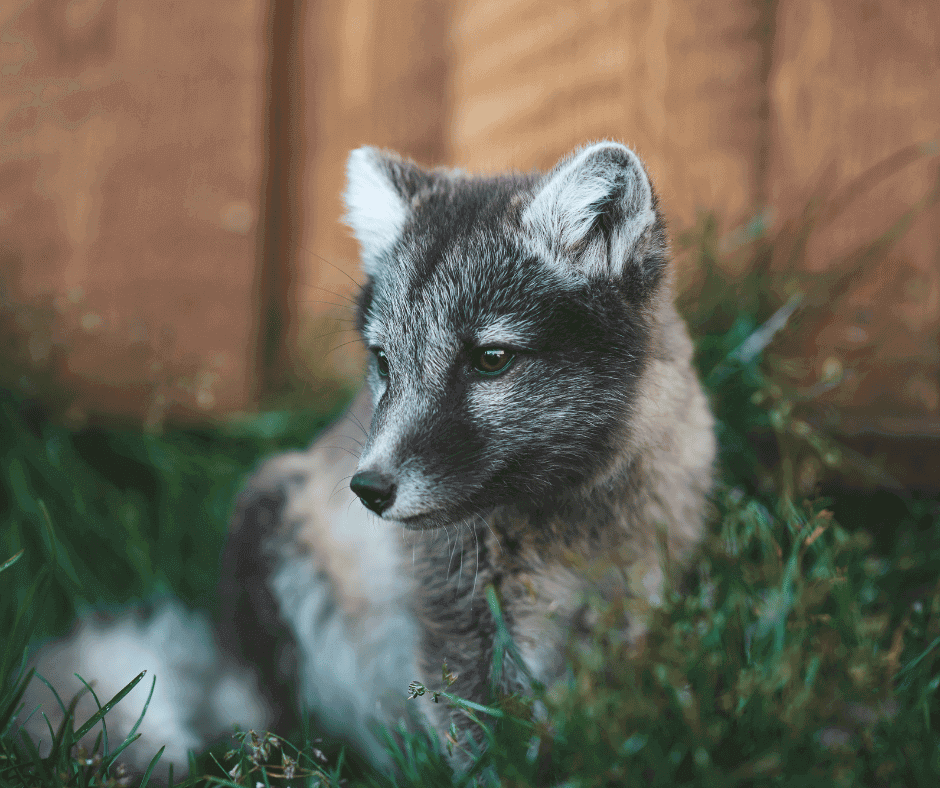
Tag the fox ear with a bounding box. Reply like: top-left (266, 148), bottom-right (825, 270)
top-left (522, 141), bottom-right (664, 285)
top-left (344, 147), bottom-right (432, 275)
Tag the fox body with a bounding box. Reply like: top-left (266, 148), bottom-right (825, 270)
top-left (222, 141), bottom-right (716, 762)
top-left (25, 142), bottom-right (715, 773)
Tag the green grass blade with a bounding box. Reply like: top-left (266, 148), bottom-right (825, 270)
top-left (0, 666), bottom-right (35, 735)
top-left (0, 549), bottom-right (24, 575)
top-left (31, 671), bottom-right (69, 718)
top-left (73, 670), bottom-right (146, 741)
top-left (137, 744), bottom-right (166, 788)
top-left (74, 674), bottom-right (109, 759)
top-left (17, 725), bottom-right (54, 784)
top-left (0, 566), bottom-right (50, 695)
top-left (102, 673), bottom-right (156, 773)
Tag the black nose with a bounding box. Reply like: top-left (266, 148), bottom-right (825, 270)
top-left (350, 470), bottom-right (396, 515)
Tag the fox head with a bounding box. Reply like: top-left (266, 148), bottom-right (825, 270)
top-left (343, 142), bottom-right (671, 528)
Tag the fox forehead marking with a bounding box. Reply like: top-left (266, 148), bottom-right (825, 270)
top-left (362, 240), bottom-right (547, 354)
top-left (362, 309), bottom-right (538, 356)
top-left (472, 317), bottom-right (537, 348)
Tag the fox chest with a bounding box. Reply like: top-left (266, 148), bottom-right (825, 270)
top-left (493, 540), bottom-right (663, 688)
top-left (498, 564), bottom-right (590, 685)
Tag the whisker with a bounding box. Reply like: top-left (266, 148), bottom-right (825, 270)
top-left (298, 244), bottom-right (364, 292)
top-left (447, 524), bottom-right (459, 579)
top-left (471, 521), bottom-right (480, 606)
top-left (457, 523), bottom-right (465, 591)
top-left (294, 280), bottom-right (360, 308)
top-left (330, 474), bottom-right (356, 504)
top-left (323, 444), bottom-right (361, 461)
top-left (477, 513), bottom-right (504, 556)
top-left (337, 433), bottom-right (364, 448)
top-left (293, 295), bottom-right (358, 312)
top-left (345, 410), bottom-right (369, 439)
top-left (325, 337), bottom-right (366, 358)
top-left (308, 328), bottom-right (359, 346)
top-left (306, 315), bottom-right (358, 327)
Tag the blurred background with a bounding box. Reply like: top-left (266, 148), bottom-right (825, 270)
top-left (1, 0), bottom-right (939, 483)
top-left (3, 5), bottom-right (940, 781)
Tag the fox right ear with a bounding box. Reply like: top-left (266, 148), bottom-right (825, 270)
top-left (522, 141), bottom-right (665, 289)
top-left (344, 147), bottom-right (430, 275)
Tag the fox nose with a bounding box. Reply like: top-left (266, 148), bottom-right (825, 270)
top-left (350, 470), bottom-right (397, 515)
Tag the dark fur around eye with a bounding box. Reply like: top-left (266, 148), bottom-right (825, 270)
top-left (374, 348), bottom-right (390, 377)
top-left (471, 348), bottom-right (514, 376)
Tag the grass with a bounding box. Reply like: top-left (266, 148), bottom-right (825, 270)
top-left (0, 394), bottom-right (349, 786)
top-left (2, 170), bottom-right (940, 785)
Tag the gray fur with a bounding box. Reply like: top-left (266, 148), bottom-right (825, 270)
top-left (22, 142), bottom-right (716, 775)
top-left (219, 392), bottom-right (421, 767)
top-left (228, 141), bottom-right (716, 765)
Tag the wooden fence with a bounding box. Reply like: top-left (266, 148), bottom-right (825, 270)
top-left (2, 0), bottom-right (938, 470)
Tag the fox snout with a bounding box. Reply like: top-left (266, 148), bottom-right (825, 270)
top-left (350, 469), bottom-right (397, 515)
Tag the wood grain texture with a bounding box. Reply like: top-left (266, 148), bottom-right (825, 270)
top-left (767, 0), bottom-right (940, 437)
top-left (3, 0), bottom-right (938, 445)
top-left (1, 0), bottom-right (267, 421)
top-left (449, 0), bottom-right (767, 234)
top-left (292, 0), bottom-right (449, 383)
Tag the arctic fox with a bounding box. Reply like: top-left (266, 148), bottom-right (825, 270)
top-left (25, 141), bottom-right (715, 773)
top-left (221, 141), bottom-right (716, 763)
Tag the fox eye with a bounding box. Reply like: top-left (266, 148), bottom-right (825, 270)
top-left (374, 349), bottom-right (390, 377)
top-left (471, 347), bottom-right (514, 376)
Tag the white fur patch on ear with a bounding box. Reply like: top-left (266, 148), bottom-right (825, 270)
top-left (343, 147), bottom-right (409, 274)
top-left (522, 141), bottom-right (656, 277)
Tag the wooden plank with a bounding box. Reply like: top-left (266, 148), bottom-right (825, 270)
top-left (450, 0), bottom-right (767, 235)
top-left (0, 0), bottom-right (267, 422)
top-left (767, 0), bottom-right (940, 437)
top-left (296, 0), bottom-right (449, 384)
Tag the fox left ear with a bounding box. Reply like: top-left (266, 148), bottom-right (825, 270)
top-left (522, 141), bottom-right (665, 286)
top-left (344, 147), bottom-right (435, 276)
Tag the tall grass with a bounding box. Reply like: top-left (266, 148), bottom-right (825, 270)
top-left (0, 397), bottom-right (346, 786)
